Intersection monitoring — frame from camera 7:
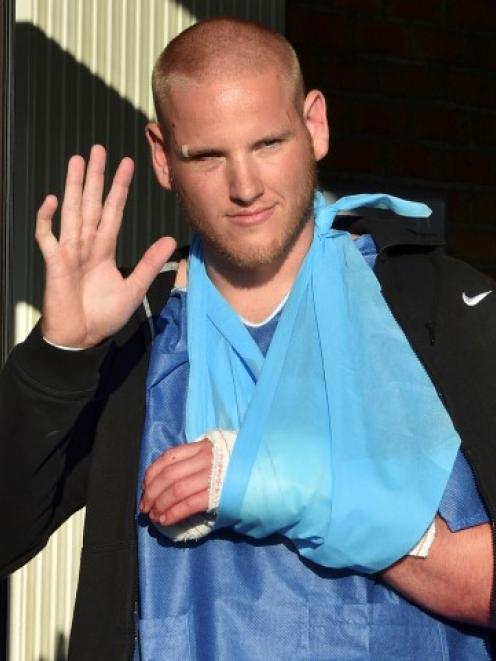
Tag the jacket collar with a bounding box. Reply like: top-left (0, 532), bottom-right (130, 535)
top-left (332, 212), bottom-right (445, 253)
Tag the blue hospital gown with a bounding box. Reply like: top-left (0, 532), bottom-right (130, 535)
top-left (135, 235), bottom-right (491, 661)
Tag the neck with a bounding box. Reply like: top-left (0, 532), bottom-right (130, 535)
top-left (204, 219), bottom-right (314, 324)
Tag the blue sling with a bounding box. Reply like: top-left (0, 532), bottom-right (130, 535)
top-left (184, 192), bottom-right (461, 572)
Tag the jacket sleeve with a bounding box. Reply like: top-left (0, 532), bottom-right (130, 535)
top-left (0, 322), bottom-right (112, 576)
top-left (376, 249), bottom-right (496, 616)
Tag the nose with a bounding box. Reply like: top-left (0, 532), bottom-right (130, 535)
top-left (227, 156), bottom-right (264, 205)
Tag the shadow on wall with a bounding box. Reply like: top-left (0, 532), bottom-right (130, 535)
top-left (14, 22), bottom-right (181, 314)
top-left (36, 633), bottom-right (66, 661)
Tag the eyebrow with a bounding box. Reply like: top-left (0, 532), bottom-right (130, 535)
top-left (178, 130), bottom-right (295, 160)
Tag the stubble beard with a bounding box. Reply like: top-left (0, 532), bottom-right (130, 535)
top-left (173, 160), bottom-right (317, 272)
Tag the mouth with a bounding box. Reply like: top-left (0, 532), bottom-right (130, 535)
top-left (226, 205), bottom-right (276, 226)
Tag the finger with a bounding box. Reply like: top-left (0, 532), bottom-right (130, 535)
top-left (157, 490), bottom-right (210, 527)
top-left (59, 155), bottom-right (85, 242)
top-left (35, 195), bottom-right (59, 259)
top-left (141, 443), bottom-right (212, 513)
top-left (81, 145), bottom-right (106, 230)
top-left (125, 236), bottom-right (177, 305)
top-left (96, 156), bottom-right (135, 245)
top-left (142, 439), bottom-right (210, 490)
top-left (148, 468), bottom-right (211, 522)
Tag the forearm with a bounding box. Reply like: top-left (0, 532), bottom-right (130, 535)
top-left (0, 323), bottom-right (110, 573)
top-left (381, 516), bottom-right (494, 628)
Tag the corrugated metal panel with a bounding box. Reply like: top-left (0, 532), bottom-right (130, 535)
top-left (11, 2), bottom-right (285, 659)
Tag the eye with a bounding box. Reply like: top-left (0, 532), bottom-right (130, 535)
top-left (261, 138), bottom-right (281, 149)
top-left (191, 152), bottom-right (222, 162)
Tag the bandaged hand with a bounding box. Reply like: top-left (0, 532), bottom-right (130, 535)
top-left (139, 429), bottom-right (236, 542)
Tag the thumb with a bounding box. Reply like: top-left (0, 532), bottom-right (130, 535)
top-left (126, 236), bottom-right (177, 301)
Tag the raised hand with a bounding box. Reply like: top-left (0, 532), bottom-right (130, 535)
top-left (35, 145), bottom-right (177, 348)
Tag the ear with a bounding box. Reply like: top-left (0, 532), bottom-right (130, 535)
top-left (145, 122), bottom-right (173, 190)
top-left (303, 90), bottom-right (329, 162)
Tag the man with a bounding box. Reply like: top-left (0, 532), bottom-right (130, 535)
top-left (1, 17), bottom-right (495, 660)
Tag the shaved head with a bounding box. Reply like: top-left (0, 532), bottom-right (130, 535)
top-left (146, 17), bottom-right (329, 284)
top-left (152, 17), bottom-right (305, 135)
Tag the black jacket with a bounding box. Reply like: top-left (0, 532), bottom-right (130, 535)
top-left (1, 216), bottom-right (495, 660)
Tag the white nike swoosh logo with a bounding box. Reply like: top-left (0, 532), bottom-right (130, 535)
top-left (462, 290), bottom-right (493, 306)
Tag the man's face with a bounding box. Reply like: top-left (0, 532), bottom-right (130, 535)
top-left (153, 70), bottom-right (327, 272)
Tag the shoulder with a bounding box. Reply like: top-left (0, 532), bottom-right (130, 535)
top-left (337, 211), bottom-right (492, 293)
top-left (140, 246), bottom-right (189, 320)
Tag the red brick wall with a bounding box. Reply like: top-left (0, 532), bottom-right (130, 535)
top-left (286, 1), bottom-right (496, 274)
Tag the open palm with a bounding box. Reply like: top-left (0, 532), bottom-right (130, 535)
top-left (36, 145), bottom-right (176, 348)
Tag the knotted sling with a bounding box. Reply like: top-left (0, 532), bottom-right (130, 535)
top-left (183, 192), bottom-right (460, 571)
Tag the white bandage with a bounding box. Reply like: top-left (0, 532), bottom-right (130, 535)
top-left (407, 519), bottom-right (436, 558)
top-left (155, 429), bottom-right (237, 543)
